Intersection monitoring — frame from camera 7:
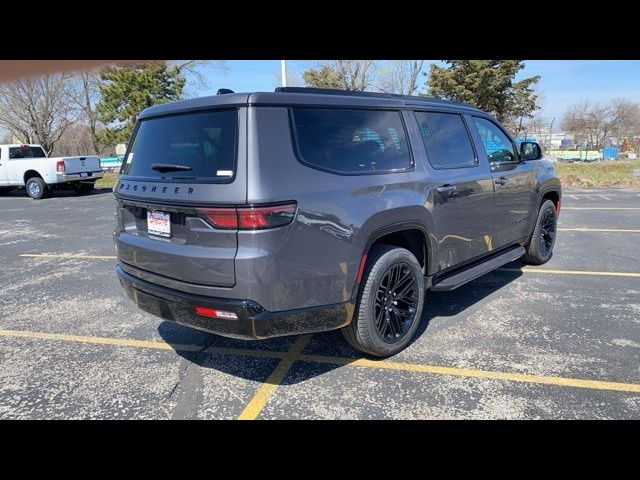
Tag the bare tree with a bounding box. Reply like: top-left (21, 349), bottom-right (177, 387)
top-left (70, 70), bottom-right (102, 154)
top-left (336, 60), bottom-right (374, 91)
top-left (506, 90), bottom-right (546, 138)
top-left (171, 60), bottom-right (228, 97)
top-left (563, 101), bottom-right (606, 149)
top-left (562, 99), bottom-right (640, 150)
top-left (515, 112), bottom-right (550, 147)
top-left (521, 112), bottom-right (548, 136)
top-left (274, 65), bottom-right (302, 88)
top-left (51, 122), bottom-right (97, 157)
top-left (0, 73), bottom-right (78, 154)
top-left (609, 98), bottom-right (640, 140)
top-left (373, 60), bottom-right (424, 95)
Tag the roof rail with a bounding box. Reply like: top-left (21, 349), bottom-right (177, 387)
top-left (274, 87), bottom-right (478, 110)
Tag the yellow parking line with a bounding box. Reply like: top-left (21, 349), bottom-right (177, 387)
top-left (0, 328), bottom-right (286, 359)
top-left (20, 253), bottom-right (116, 260)
top-left (559, 227), bottom-right (640, 233)
top-left (0, 328), bottom-right (176, 351)
top-left (499, 267), bottom-right (640, 278)
top-left (562, 207), bottom-right (640, 210)
top-left (299, 355), bottom-right (640, 394)
top-left (237, 335), bottom-right (311, 420)
top-left (1, 328), bottom-right (639, 401)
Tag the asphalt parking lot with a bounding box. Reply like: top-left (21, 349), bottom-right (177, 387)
top-left (1, 187), bottom-right (639, 419)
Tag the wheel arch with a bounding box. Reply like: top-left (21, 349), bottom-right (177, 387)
top-left (541, 189), bottom-right (561, 213)
top-left (23, 170), bottom-right (44, 185)
top-left (351, 222), bottom-right (434, 300)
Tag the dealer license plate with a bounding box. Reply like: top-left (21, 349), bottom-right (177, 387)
top-left (147, 210), bottom-right (171, 238)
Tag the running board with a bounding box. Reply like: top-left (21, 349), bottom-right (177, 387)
top-left (431, 246), bottom-right (525, 291)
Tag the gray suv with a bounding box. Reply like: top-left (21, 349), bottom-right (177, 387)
top-left (114, 87), bottom-right (561, 357)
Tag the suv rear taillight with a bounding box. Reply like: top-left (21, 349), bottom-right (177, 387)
top-left (238, 204), bottom-right (297, 229)
top-left (197, 202), bottom-right (297, 230)
top-left (198, 208), bottom-right (239, 229)
top-left (56, 160), bottom-right (65, 173)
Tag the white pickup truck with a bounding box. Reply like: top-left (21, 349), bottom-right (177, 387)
top-left (0, 144), bottom-right (103, 199)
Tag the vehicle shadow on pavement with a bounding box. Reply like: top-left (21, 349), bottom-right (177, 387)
top-left (157, 268), bottom-right (524, 385)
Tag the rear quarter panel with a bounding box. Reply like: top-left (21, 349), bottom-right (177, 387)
top-left (244, 106), bottom-right (435, 311)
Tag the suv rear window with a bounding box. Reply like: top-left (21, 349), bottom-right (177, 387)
top-left (9, 146), bottom-right (46, 159)
top-left (122, 109), bottom-right (237, 182)
top-left (291, 108), bottom-right (412, 174)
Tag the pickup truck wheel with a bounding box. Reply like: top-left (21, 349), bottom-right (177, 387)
top-left (524, 200), bottom-right (557, 265)
top-left (342, 245), bottom-right (425, 357)
top-left (26, 177), bottom-right (48, 200)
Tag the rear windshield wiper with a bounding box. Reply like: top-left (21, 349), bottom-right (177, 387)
top-left (151, 163), bottom-right (193, 173)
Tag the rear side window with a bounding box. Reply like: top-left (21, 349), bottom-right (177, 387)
top-left (415, 112), bottom-right (476, 169)
top-left (122, 109), bottom-right (237, 182)
top-left (291, 108), bottom-right (412, 174)
top-left (9, 146), bottom-right (46, 159)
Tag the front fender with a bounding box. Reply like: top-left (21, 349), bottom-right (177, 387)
top-left (535, 159), bottom-right (562, 205)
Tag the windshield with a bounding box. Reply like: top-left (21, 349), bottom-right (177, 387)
top-left (122, 109), bottom-right (238, 182)
top-left (9, 146), bottom-right (47, 159)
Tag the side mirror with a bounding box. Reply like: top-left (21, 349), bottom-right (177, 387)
top-left (519, 141), bottom-right (543, 161)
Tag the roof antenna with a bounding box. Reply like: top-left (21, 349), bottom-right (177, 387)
top-left (217, 88), bottom-right (234, 95)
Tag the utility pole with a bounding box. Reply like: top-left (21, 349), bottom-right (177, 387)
top-left (281, 60), bottom-right (287, 87)
top-left (549, 116), bottom-right (556, 152)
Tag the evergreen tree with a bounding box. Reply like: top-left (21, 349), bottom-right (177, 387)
top-left (302, 61), bottom-right (372, 91)
top-left (303, 65), bottom-right (345, 89)
top-left (95, 62), bottom-right (185, 146)
top-left (426, 60), bottom-right (540, 124)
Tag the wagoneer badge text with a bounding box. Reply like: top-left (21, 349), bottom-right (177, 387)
top-left (118, 183), bottom-right (195, 195)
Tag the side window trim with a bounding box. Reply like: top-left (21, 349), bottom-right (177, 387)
top-left (288, 107), bottom-right (415, 176)
top-left (470, 115), bottom-right (519, 165)
top-left (413, 110), bottom-right (479, 170)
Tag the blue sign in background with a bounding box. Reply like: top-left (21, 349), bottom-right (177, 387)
top-left (603, 147), bottom-right (618, 160)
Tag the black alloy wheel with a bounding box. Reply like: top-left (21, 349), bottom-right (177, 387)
top-left (537, 207), bottom-right (556, 258)
top-left (374, 262), bottom-right (418, 343)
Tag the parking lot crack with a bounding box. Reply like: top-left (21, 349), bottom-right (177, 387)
top-left (167, 337), bottom-right (218, 419)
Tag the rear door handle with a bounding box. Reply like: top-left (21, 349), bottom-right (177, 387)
top-left (436, 184), bottom-right (457, 195)
top-left (494, 177), bottom-right (507, 186)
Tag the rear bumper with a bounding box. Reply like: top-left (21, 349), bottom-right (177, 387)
top-left (54, 171), bottom-right (103, 183)
top-left (116, 263), bottom-right (353, 340)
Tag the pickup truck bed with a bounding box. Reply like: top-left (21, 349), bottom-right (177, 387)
top-left (0, 144), bottom-right (104, 199)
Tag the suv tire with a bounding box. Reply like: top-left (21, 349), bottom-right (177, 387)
top-left (524, 200), bottom-right (557, 265)
top-left (342, 245), bottom-right (425, 357)
top-left (26, 177), bottom-right (48, 200)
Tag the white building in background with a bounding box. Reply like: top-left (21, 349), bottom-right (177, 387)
top-left (519, 132), bottom-right (573, 150)
top-left (115, 143), bottom-right (127, 155)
